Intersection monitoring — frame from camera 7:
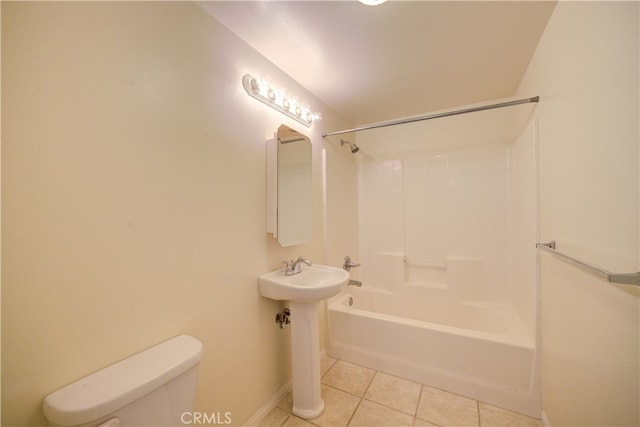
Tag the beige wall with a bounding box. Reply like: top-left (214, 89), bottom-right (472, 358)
top-left (516, 2), bottom-right (639, 425)
top-left (1, 2), bottom-right (352, 425)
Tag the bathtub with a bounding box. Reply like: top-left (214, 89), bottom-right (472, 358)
top-left (327, 287), bottom-right (540, 417)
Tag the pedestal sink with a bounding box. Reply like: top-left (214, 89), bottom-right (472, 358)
top-left (259, 264), bottom-right (349, 419)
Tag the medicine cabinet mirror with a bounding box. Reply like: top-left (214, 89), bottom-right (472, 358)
top-left (266, 125), bottom-right (312, 247)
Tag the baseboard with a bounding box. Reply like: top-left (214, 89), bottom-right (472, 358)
top-left (541, 410), bottom-right (551, 426)
top-left (244, 379), bottom-right (292, 426)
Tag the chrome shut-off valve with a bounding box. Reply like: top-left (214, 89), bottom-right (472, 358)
top-left (343, 256), bottom-right (361, 272)
top-left (275, 308), bottom-right (290, 328)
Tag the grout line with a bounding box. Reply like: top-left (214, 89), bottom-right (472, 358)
top-left (321, 383), bottom-right (364, 401)
top-left (360, 397), bottom-right (419, 421)
top-left (414, 384), bottom-right (424, 417)
top-left (320, 356), bottom-right (337, 380)
top-left (363, 370), bottom-right (424, 419)
top-left (345, 394), bottom-right (363, 427)
top-left (362, 369), bottom-right (378, 397)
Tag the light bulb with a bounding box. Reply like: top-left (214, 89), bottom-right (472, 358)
top-left (358, 0), bottom-right (387, 5)
top-left (249, 77), bottom-right (260, 94)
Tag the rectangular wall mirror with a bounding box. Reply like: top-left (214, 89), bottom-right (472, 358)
top-left (266, 125), bottom-right (312, 247)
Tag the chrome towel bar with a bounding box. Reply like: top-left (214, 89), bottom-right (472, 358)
top-left (536, 241), bottom-right (639, 286)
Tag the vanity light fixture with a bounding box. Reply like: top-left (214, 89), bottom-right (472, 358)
top-left (358, 0), bottom-right (388, 5)
top-left (242, 74), bottom-right (320, 128)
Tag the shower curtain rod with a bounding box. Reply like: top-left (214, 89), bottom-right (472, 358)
top-left (322, 96), bottom-right (539, 138)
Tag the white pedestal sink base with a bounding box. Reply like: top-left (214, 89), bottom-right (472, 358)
top-left (257, 264), bottom-right (349, 420)
top-left (290, 301), bottom-right (325, 419)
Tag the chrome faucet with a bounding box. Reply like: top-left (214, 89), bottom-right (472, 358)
top-left (282, 257), bottom-right (312, 276)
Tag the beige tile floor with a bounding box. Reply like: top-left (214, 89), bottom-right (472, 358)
top-left (258, 357), bottom-right (543, 427)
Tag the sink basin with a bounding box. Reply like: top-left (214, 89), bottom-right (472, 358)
top-left (259, 264), bottom-right (349, 302)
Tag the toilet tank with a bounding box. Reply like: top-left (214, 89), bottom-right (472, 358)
top-left (43, 335), bottom-right (203, 427)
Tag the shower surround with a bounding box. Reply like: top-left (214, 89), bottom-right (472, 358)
top-left (327, 114), bottom-right (540, 415)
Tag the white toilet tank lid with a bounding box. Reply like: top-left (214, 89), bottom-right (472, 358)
top-left (43, 335), bottom-right (203, 426)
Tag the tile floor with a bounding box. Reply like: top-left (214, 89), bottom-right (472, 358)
top-left (258, 357), bottom-right (542, 427)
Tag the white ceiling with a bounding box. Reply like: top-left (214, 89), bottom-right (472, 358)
top-left (200, 1), bottom-right (556, 125)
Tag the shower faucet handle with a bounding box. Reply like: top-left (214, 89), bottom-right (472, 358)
top-left (343, 256), bottom-right (361, 271)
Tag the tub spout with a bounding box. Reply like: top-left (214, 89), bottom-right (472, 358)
top-left (348, 280), bottom-right (363, 287)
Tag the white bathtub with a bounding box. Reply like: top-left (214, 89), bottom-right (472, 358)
top-left (327, 287), bottom-right (540, 417)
